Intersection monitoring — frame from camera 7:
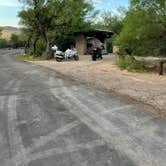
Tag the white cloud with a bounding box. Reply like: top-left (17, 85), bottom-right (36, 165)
top-left (90, 0), bottom-right (113, 5)
top-left (90, 0), bottom-right (104, 5)
top-left (91, 0), bottom-right (102, 3)
top-left (0, 0), bottom-right (20, 7)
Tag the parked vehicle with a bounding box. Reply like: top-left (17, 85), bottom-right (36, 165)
top-left (92, 47), bottom-right (103, 61)
top-left (86, 38), bottom-right (104, 61)
top-left (51, 45), bottom-right (79, 62)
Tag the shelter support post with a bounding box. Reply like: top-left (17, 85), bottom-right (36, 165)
top-left (76, 34), bottom-right (87, 56)
top-left (159, 61), bottom-right (166, 75)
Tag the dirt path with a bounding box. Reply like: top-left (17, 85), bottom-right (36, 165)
top-left (1, 50), bottom-right (166, 166)
top-left (31, 55), bottom-right (166, 116)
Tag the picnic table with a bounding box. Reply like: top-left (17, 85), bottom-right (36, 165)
top-left (159, 60), bottom-right (166, 75)
top-left (135, 56), bottom-right (166, 75)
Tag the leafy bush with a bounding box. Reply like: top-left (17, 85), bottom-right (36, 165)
top-left (16, 54), bottom-right (45, 61)
top-left (118, 55), bottom-right (145, 71)
top-left (0, 39), bottom-right (8, 48)
top-left (117, 6), bottom-right (166, 56)
top-left (106, 38), bottom-right (113, 53)
top-left (118, 56), bottom-right (126, 69)
top-left (35, 38), bottom-right (46, 56)
top-left (10, 34), bottom-right (24, 48)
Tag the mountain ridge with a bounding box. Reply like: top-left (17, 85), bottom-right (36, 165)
top-left (0, 26), bottom-right (19, 32)
top-left (0, 26), bottom-right (19, 40)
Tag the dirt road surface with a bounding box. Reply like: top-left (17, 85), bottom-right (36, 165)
top-left (32, 55), bottom-right (166, 115)
top-left (0, 49), bottom-right (166, 166)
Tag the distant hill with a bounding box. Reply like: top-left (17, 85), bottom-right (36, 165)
top-left (0, 26), bottom-right (19, 32)
top-left (0, 26), bottom-right (19, 40)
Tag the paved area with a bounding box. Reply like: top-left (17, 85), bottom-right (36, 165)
top-left (32, 55), bottom-right (166, 115)
top-left (0, 49), bottom-right (166, 166)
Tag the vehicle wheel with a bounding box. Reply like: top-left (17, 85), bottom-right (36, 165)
top-left (74, 55), bottom-right (79, 61)
top-left (56, 57), bottom-right (63, 62)
top-left (92, 54), bottom-right (96, 61)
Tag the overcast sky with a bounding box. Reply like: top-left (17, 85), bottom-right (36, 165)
top-left (0, 0), bottom-right (129, 27)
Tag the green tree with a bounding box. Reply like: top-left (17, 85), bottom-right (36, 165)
top-left (0, 39), bottom-right (8, 48)
top-left (101, 8), bottom-right (126, 34)
top-left (92, 7), bottom-right (126, 53)
top-left (18, 8), bottom-right (41, 56)
top-left (10, 34), bottom-right (19, 48)
top-left (19, 28), bottom-right (32, 54)
top-left (0, 28), bottom-right (2, 37)
top-left (117, 0), bottom-right (166, 56)
top-left (19, 0), bottom-right (93, 59)
top-left (10, 34), bottom-right (24, 48)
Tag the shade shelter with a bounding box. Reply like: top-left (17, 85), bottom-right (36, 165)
top-left (75, 29), bottom-right (114, 55)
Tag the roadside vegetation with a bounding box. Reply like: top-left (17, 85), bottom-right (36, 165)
top-left (119, 0), bottom-right (165, 57)
top-left (118, 55), bottom-right (146, 72)
top-left (16, 54), bottom-right (45, 61)
top-left (0, 28), bottom-right (8, 49)
top-left (93, 0), bottom-right (165, 72)
top-left (18, 0), bottom-right (95, 59)
top-left (7, 0), bottom-right (166, 72)
top-left (0, 30), bottom-right (24, 49)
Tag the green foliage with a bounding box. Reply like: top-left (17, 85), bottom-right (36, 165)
top-left (0, 39), bottom-right (8, 48)
top-left (0, 28), bottom-right (2, 37)
top-left (93, 8), bottom-right (126, 52)
top-left (0, 29), bottom-right (8, 48)
top-left (101, 9), bottom-right (126, 34)
top-left (9, 34), bottom-right (24, 48)
top-left (117, 0), bottom-right (166, 56)
top-left (19, 0), bottom-right (94, 59)
top-left (106, 38), bottom-right (113, 53)
top-left (17, 54), bottom-right (45, 61)
top-left (25, 37), bottom-right (46, 57)
top-left (10, 34), bottom-right (19, 48)
top-left (118, 55), bottom-right (146, 71)
top-left (35, 38), bottom-right (46, 56)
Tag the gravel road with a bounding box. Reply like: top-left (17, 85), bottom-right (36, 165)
top-left (0, 49), bottom-right (166, 166)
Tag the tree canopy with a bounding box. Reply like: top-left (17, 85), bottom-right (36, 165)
top-left (18, 0), bottom-right (94, 59)
top-left (117, 0), bottom-right (166, 56)
top-left (0, 29), bottom-right (2, 37)
top-left (93, 8), bottom-right (126, 53)
top-left (18, 0), bottom-right (166, 57)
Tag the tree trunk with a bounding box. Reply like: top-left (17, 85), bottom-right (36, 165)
top-left (46, 39), bottom-right (50, 59)
top-left (25, 43), bottom-right (28, 54)
top-left (43, 31), bottom-right (50, 60)
top-left (33, 36), bottom-right (39, 57)
top-left (25, 35), bottom-right (32, 54)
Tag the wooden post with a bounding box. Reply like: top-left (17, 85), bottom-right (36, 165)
top-left (159, 61), bottom-right (164, 75)
top-left (113, 46), bottom-right (119, 64)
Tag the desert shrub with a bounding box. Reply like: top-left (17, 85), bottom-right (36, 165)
top-left (35, 38), bottom-right (46, 57)
top-left (118, 55), bottom-right (145, 71)
top-left (10, 34), bottom-right (24, 48)
top-left (106, 38), bottom-right (113, 53)
top-left (117, 5), bottom-right (166, 57)
top-left (16, 54), bottom-right (45, 61)
top-left (24, 38), bottom-right (46, 57)
top-left (0, 39), bottom-right (8, 48)
top-left (118, 56), bottom-right (126, 69)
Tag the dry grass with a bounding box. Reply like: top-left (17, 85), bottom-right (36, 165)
top-left (17, 54), bottom-right (45, 61)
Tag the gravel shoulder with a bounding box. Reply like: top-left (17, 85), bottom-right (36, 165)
top-left (30, 55), bottom-right (166, 116)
